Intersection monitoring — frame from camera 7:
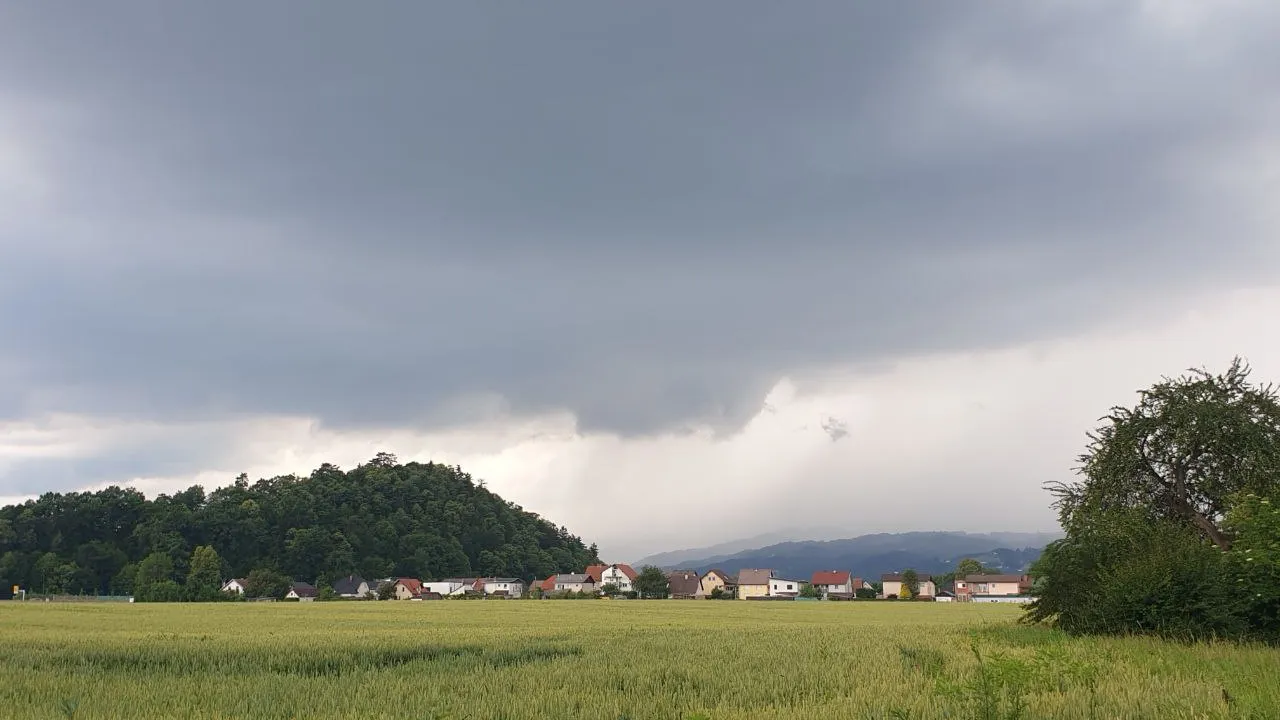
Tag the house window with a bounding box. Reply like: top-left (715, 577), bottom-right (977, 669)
top-left (787, 584), bottom-right (794, 590)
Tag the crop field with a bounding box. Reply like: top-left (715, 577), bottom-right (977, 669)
top-left (1, 601), bottom-right (1278, 719)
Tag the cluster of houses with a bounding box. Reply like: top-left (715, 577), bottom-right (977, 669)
top-left (219, 566), bottom-right (1034, 603)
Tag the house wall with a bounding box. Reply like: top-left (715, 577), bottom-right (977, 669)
top-left (974, 581), bottom-right (1022, 595)
top-left (394, 584), bottom-right (417, 600)
top-left (285, 590), bottom-right (315, 602)
top-left (423, 581), bottom-right (464, 596)
top-left (821, 582), bottom-right (852, 594)
top-left (768, 578), bottom-right (800, 595)
top-left (483, 581), bottom-right (524, 595)
top-left (599, 568), bottom-right (632, 592)
top-left (222, 581), bottom-right (245, 595)
top-left (738, 583), bottom-right (769, 600)
top-left (555, 582), bottom-right (594, 593)
top-left (883, 580), bottom-right (936, 597)
top-left (699, 573), bottom-right (727, 596)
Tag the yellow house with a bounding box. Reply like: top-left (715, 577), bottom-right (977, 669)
top-left (699, 569), bottom-right (736, 598)
top-left (736, 569), bottom-right (773, 599)
top-left (880, 573), bottom-right (937, 599)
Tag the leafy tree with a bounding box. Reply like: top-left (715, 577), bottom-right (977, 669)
top-left (243, 568), bottom-right (291, 599)
top-left (634, 566), bottom-right (670, 599)
top-left (956, 558), bottom-right (986, 578)
top-left (855, 586), bottom-right (877, 599)
top-left (185, 545), bottom-right (224, 601)
top-left (377, 581), bottom-right (396, 600)
top-left (600, 582), bottom-right (621, 597)
top-left (901, 569), bottom-right (920, 599)
top-left (1049, 358), bottom-right (1280, 551)
top-left (709, 586), bottom-right (727, 600)
top-left (317, 586), bottom-right (338, 601)
top-left (799, 583), bottom-right (822, 598)
top-left (1028, 360), bottom-right (1280, 642)
top-left (133, 552), bottom-right (175, 600)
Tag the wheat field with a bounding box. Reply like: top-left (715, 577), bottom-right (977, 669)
top-left (1, 600), bottom-right (1277, 719)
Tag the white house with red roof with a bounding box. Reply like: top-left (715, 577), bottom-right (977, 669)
top-left (393, 578), bottom-right (423, 600)
top-left (587, 563), bottom-right (638, 592)
top-left (810, 570), bottom-right (854, 596)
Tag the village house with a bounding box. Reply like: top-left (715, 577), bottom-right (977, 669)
top-left (587, 564), bottom-right (638, 593)
top-left (393, 578), bottom-right (423, 600)
top-left (331, 575), bottom-right (372, 599)
top-left (481, 578), bottom-right (524, 597)
top-left (422, 580), bottom-right (466, 596)
top-left (285, 581), bottom-right (317, 601)
top-left (880, 573), bottom-right (937, 599)
top-left (810, 570), bottom-right (854, 597)
top-left (435, 577), bottom-right (488, 596)
top-left (955, 574), bottom-right (1032, 600)
top-left (699, 569), bottom-right (736, 598)
top-left (736, 569), bottom-right (774, 599)
top-left (551, 573), bottom-right (595, 593)
top-left (220, 578), bottom-right (247, 595)
top-left (667, 569), bottom-right (701, 599)
top-left (767, 576), bottom-right (803, 597)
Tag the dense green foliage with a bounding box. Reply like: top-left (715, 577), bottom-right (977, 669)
top-left (634, 565), bottom-right (670, 599)
top-left (901, 569), bottom-right (920, 598)
top-left (1029, 360), bottom-right (1280, 642)
top-left (0, 455), bottom-right (598, 596)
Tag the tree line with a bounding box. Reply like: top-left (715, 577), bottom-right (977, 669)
top-left (0, 454), bottom-right (600, 597)
top-left (1028, 358), bottom-right (1280, 643)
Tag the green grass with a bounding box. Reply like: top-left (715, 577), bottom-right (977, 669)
top-left (1, 601), bottom-right (1277, 718)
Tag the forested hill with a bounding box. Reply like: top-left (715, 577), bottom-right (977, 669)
top-left (0, 454), bottom-right (599, 596)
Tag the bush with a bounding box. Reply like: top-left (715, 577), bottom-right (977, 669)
top-left (1026, 511), bottom-right (1251, 640)
top-left (137, 580), bottom-right (182, 603)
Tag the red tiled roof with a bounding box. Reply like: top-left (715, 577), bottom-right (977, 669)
top-left (585, 564), bottom-right (606, 583)
top-left (395, 578), bottom-right (422, 595)
top-left (811, 570), bottom-right (851, 586)
top-left (614, 564), bottom-right (638, 581)
top-left (538, 576), bottom-right (556, 592)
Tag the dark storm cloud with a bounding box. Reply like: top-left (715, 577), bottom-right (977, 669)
top-left (2, 0), bottom-right (1279, 461)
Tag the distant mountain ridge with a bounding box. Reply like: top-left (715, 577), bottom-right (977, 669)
top-left (635, 531), bottom-right (1061, 581)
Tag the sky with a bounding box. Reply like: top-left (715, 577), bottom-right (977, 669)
top-left (2, 2), bottom-right (1279, 561)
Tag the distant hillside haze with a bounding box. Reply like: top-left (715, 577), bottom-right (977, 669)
top-left (636, 531), bottom-right (1061, 580)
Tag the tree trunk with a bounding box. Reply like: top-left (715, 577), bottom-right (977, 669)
top-left (1191, 513), bottom-right (1232, 551)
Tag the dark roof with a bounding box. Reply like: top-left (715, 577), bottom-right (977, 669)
top-left (703, 569), bottom-right (737, 584)
top-left (963, 574), bottom-right (1028, 583)
top-left (881, 573), bottom-right (933, 582)
top-left (555, 574), bottom-right (593, 584)
top-left (667, 570), bottom-right (701, 596)
top-left (331, 575), bottom-right (367, 595)
top-left (289, 582), bottom-right (317, 598)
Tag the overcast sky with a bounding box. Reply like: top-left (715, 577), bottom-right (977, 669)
top-left (3, 2), bottom-right (1279, 561)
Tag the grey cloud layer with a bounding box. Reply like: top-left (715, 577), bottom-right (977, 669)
top-left (3, 2), bottom-right (1280, 492)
